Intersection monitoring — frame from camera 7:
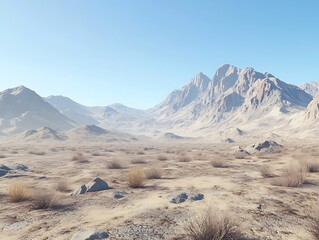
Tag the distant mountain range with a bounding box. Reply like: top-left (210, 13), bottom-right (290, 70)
top-left (1, 64), bottom-right (318, 139)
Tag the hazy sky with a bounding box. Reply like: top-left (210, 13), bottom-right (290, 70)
top-left (0, 1), bottom-right (318, 109)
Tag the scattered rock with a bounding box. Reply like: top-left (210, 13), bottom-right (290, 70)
top-left (71, 229), bottom-right (109, 240)
top-left (7, 163), bottom-right (29, 171)
top-left (170, 192), bottom-right (204, 204)
top-left (170, 192), bottom-right (188, 204)
top-left (113, 191), bottom-right (128, 199)
top-left (0, 169), bottom-right (8, 177)
top-left (190, 193), bottom-right (204, 201)
top-left (72, 178), bottom-right (110, 196)
top-left (245, 140), bottom-right (282, 154)
top-left (222, 138), bottom-right (235, 143)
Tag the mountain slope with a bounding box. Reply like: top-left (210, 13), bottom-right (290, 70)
top-left (152, 65), bottom-right (313, 133)
top-left (45, 96), bottom-right (99, 125)
top-left (300, 82), bottom-right (319, 97)
top-left (0, 86), bottom-right (77, 133)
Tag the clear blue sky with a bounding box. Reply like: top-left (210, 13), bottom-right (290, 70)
top-left (0, 0), bottom-right (318, 109)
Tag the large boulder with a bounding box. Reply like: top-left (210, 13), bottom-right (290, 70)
top-left (71, 229), bottom-right (109, 240)
top-left (245, 140), bottom-right (282, 154)
top-left (72, 178), bottom-right (110, 196)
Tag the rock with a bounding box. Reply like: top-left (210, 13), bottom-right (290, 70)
top-left (222, 138), bottom-right (234, 143)
top-left (170, 193), bottom-right (188, 204)
top-left (190, 193), bottom-right (204, 201)
top-left (71, 229), bottom-right (109, 240)
top-left (245, 140), bottom-right (282, 154)
top-left (0, 164), bottom-right (11, 171)
top-left (72, 178), bottom-right (110, 196)
top-left (113, 192), bottom-right (128, 199)
top-left (7, 163), bottom-right (29, 171)
top-left (0, 169), bottom-right (8, 177)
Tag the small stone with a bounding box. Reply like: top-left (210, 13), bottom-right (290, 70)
top-left (170, 192), bottom-right (188, 204)
top-left (71, 229), bottom-right (109, 240)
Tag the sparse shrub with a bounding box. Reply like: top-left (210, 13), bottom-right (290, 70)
top-left (29, 151), bottom-right (45, 155)
top-left (56, 181), bottom-right (70, 192)
top-left (311, 206), bottom-right (319, 239)
top-left (306, 160), bottom-right (319, 173)
top-left (184, 208), bottom-right (243, 240)
top-left (273, 162), bottom-right (308, 187)
top-left (0, 154), bottom-right (6, 158)
top-left (234, 152), bottom-right (246, 159)
top-left (178, 155), bottom-right (191, 162)
top-left (72, 152), bottom-right (89, 163)
top-left (260, 165), bottom-right (275, 178)
top-left (211, 159), bottom-right (227, 168)
top-left (108, 159), bottom-right (123, 169)
top-left (145, 167), bottom-right (162, 179)
top-left (33, 192), bottom-right (58, 209)
top-left (131, 158), bottom-right (146, 164)
top-left (137, 151), bottom-right (145, 155)
top-left (8, 182), bottom-right (30, 202)
top-left (157, 155), bottom-right (168, 161)
top-left (91, 152), bottom-right (102, 156)
top-left (128, 168), bottom-right (145, 188)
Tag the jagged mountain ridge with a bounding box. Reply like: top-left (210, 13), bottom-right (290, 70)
top-left (300, 82), bottom-right (319, 97)
top-left (1, 64), bottom-right (316, 137)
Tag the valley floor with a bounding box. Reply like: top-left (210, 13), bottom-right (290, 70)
top-left (0, 140), bottom-right (318, 240)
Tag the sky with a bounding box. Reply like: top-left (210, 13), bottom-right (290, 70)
top-left (0, 0), bottom-right (318, 109)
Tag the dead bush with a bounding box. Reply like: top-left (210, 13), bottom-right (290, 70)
top-left (260, 165), bottom-right (275, 178)
top-left (108, 159), bottom-right (123, 169)
top-left (56, 181), bottom-right (70, 192)
top-left (128, 168), bottom-right (146, 188)
top-left (157, 155), bottom-right (168, 161)
top-left (145, 167), bottom-right (162, 179)
top-left (211, 159), bottom-right (227, 168)
top-left (131, 158), bottom-right (147, 164)
top-left (273, 162), bottom-right (308, 187)
top-left (72, 152), bottom-right (89, 163)
top-left (33, 192), bottom-right (58, 209)
top-left (178, 155), bottom-right (191, 162)
top-left (306, 160), bottom-right (319, 173)
top-left (8, 182), bottom-right (30, 202)
top-left (184, 208), bottom-right (243, 240)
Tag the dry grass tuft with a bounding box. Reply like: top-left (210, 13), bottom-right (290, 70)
top-left (72, 152), bottom-right (89, 163)
top-left (56, 181), bottom-right (70, 192)
top-left (8, 182), bottom-right (30, 202)
top-left (273, 162), bottom-right (308, 187)
top-left (131, 158), bottom-right (147, 164)
top-left (145, 167), bottom-right (162, 179)
top-left (260, 165), bottom-right (276, 178)
top-left (178, 155), bottom-right (191, 162)
top-left (33, 192), bottom-right (58, 209)
top-left (128, 168), bottom-right (146, 188)
top-left (108, 159), bottom-right (123, 169)
top-left (157, 155), bottom-right (168, 161)
top-left (184, 208), bottom-right (243, 240)
top-left (311, 206), bottom-right (319, 240)
top-left (234, 152), bottom-right (246, 159)
top-left (306, 160), bottom-right (319, 173)
top-left (29, 151), bottom-right (46, 156)
top-left (211, 159), bottom-right (227, 168)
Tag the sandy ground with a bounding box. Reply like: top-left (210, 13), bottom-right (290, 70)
top-left (0, 140), bottom-right (318, 240)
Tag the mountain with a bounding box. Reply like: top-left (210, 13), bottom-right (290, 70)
top-left (304, 96), bottom-right (319, 121)
top-left (45, 96), bottom-right (99, 125)
top-left (300, 82), bottom-right (319, 97)
top-left (0, 86), bottom-right (77, 134)
top-left (152, 65), bottom-right (313, 132)
top-left (23, 127), bottom-right (66, 141)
